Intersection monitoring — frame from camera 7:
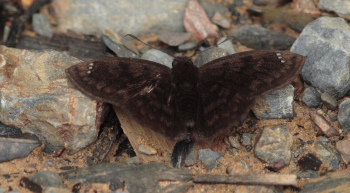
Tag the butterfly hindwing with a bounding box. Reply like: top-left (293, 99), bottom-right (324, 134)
top-left (195, 50), bottom-right (305, 140)
top-left (66, 57), bottom-right (182, 138)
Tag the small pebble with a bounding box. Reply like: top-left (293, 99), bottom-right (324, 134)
top-left (321, 92), bottom-right (338, 110)
top-left (138, 144), bottom-right (157, 155)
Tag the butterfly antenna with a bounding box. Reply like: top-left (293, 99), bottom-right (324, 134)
top-left (217, 35), bottom-right (239, 46)
top-left (189, 40), bottom-right (206, 57)
top-left (125, 34), bottom-right (175, 58)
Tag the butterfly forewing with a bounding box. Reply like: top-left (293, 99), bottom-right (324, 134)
top-left (195, 50), bottom-right (305, 140)
top-left (66, 57), bottom-right (183, 138)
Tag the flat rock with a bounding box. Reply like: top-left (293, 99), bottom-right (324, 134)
top-left (52, 0), bottom-right (188, 37)
top-left (61, 163), bottom-right (192, 193)
top-left (140, 49), bottom-right (173, 68)
top-left (0, 46), bottom-right (103, 153)
top-left (0, 133), bottom-right (41, 163)
top-left (231, 25), bottom-right (296, 50)
top-left (300, 170), bottom-right (350, 193)
top-left (102, 32), bottom-right (138, 58)
top-left (159, 31), bottom-right (191, 46)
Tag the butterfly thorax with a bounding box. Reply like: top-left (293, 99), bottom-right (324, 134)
top-left (171, 57), bottom-right (201, 134)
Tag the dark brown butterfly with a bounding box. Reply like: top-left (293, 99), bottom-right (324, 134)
top-left (66, 50), bottom-right (305, 142)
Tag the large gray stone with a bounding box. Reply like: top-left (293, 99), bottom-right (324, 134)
top-left (0, 46), bottom-right (102, 153)
top-left (291, 17), bottom-right (350, 99)
top-left (52, 0), bottom-right (188, 37)
top-left (320, 0), bottom-right (350, 20)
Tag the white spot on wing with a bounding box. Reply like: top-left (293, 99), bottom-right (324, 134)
top-left (276, 53), bottom-right (286, 64)
top-left (87, 70), bottom-right (91, 74)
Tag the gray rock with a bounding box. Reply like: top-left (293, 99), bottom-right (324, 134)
top-left (254, 126), bottom-right (293, 167)
top-left (0, 133), bottom-right (41, 162)
top-left (199, 149), bottom-right (222, 171)
top-left (0, 189), bottom-right (6, 193)
top-left (52, 0), bottom-right (188, 37)
top-left (297, 170), bottom-right (319, 179)
top-left (194, 47), bottom-right (228, 66)
top-left (217, 37), bottom-right (236, 55)
top-left (198, 0), bottom-right (229, 18)
top-left (159, 31), bottom-right (191, 46)
top-left (141, 49), bottom-right (173, 68)
top-left (300, 171), bottom-right (350, 193)
top-left (178, 42), bottom-right (198, 51)
top-left (314, 140), bottom-right (341, 170)
top-left (0, 122), bottom-right (22, 136)
top-left (231, 25), bottom-right (296, 50)
top-left (338, 98), bottom-right (350, 134)
top-left (29, 171), bottom-right (65, 188)
top-left (211, 12), bottom-right (230, 29)
top-left (302, 86), bottom-right (322, 108)
top-left (241, 133), bottom-right (253, 146)
top-left (227, 136), bottom-right (241, 149)
top-left (291, 17), bottom-right (350, 99)
top-left (253, 85), bottom-right (295, 119)
top-left (32, 13), bottom-right (53, 38)
top-left (0, 46), bottom-right (101, 153)
top-left (320, 0), bottom-right (350, 19)
top-left (321, 92), bottom-right (338, 110)
top-left (102, 33), bottom-right (138, 58)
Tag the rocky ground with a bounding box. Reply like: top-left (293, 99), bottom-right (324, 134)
top-left (1, 0), bottom-right (350, 193)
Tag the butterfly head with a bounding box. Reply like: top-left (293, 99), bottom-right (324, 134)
top-left (171, 57), bottom-right (199, 89)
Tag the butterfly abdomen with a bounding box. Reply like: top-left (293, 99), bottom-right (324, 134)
top-left (174, 88), bottom-right (200, 128)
